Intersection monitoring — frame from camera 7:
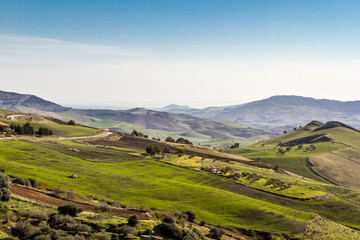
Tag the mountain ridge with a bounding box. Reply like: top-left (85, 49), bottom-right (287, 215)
top-left (159, 95), bottom-right (360, 128)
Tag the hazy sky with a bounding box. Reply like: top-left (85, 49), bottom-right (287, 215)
top-left (1, 0), bottom-right (359, 108)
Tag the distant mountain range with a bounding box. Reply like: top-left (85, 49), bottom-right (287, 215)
top-left (157, 96), bottom-right (360, 128)
top-left (0, 90), bottom-right (359, 138)
top-left (0, 90), bottom-right (69, 114)
top-left (0, 90), bottom-right (276, 139)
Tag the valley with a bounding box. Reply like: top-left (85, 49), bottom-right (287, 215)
top-left (0, 107), bottom-right (359, 239)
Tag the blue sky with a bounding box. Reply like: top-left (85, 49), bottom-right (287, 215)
top-left (0, 0), bottom-right (359, 108)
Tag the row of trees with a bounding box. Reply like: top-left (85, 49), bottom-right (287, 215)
top-left (10, 122), bottom-right (35, 135)
top-left (146, 145), bottom-right (185, 156)
top-left (10, 123), bottom-right (53, 136)
top-left (165, 136), bottom-right (193, 145)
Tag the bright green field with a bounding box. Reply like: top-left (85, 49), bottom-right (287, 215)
top-left (227, 142), bottom-right (338, 182)
top-left (0, 118), bottom-right (99, 137)
top-left (2, 140), bottom-right (360, 234)
top-left (0, 140), bottom-right (315, 234)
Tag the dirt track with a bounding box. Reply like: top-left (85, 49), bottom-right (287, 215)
top-left (10, 185), bottom-right (149, 219)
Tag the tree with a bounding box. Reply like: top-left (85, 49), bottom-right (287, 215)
top-left (165, 136), bottom-right (175, 143)
top-left (176, 138), bottom-right (193, 145)
top-left (146, 146), bottom-right (161, 155)
top-left (23, 122), bottom-right (34, 135)
top-left (68, 120), bottom-right (76, 125)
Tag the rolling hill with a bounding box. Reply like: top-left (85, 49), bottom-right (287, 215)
top-left (224, 120), bottom-right (360, 189)
top-left (159, 95), bottom-right (360, 128)
top-left (0, 90), bottom-right (277, 144)
top-left (1, 119), bottom-right (360, 239)
top-left (0, 90), bottom-right (69, 113)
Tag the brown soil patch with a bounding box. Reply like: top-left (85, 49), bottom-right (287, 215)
top-left (10, 185), bottom-right (149, 219)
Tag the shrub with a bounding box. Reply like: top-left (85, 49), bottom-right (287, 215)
top-left (209, 227), bottom-right (225, 240)
top-left (95, 203), bottom-right (111, 213)
top-left (0, 188), bottom-right (10, 201)
top-left (170, 209), bottom-right (180, 217)
top-left (118, 225), bottom-right (136, 235)
top-left (162, 215), bottom-right (176, 224)
top-left (182, 229), bottom-right (200, 240)
top-left (18, 209), bottom-right (49, 221)
top-left (111, 200), bottom-right (122, 208)
top-left (182, 210), bottom-right (196, 222)
top-left (0, 173), bottom-right (9, 189)
top-left (68, 120), bottom-right (76, 125)
top-left (34, 235), bottom-right (51, 240)
top-left (28, 178), bottom-right (38, 188)
top-left (199, 220), bottom-right (206, 226)
top-left (127, 215), bottom-right (139, 226)
top-left (89, 233), bottom-right (110, 240)
top-left (11, 221), bottom-right (35, 240)
top-left (58, 203), bottom-right (83, 217)
top-left (154, 222), bottom-right (182, 239)
top-left (48, 213), bottom-right (76, 227)
top-left (12, 177), bottom-right (31, 187)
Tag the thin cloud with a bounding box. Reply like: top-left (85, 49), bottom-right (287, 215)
top-left (0, 34), bottom-right (149, 66)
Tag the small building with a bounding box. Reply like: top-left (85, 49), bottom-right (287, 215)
top-left (207, 166), bottom-right (222, 173)
top-left (99, 128), bottom-right (110, 132)
top-left (0, 122), bottom-right (9, 127)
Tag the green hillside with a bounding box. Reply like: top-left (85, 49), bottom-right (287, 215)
top-left (1, 119), bottom-right (360, 238)
top-left (0, 116), bottom-right (99, 138)
top-left (224, 121), bottom-right (360, 189)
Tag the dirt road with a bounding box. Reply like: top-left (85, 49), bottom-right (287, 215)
top-left (58, 131), bottom-right (113, 140)
top-left (10, 185), bottom-right (149, 218)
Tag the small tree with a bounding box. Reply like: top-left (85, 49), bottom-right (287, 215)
top-left (68, 120), bottom-right (76, 125)
top-left (146, 146), bottom-right (161, 155)
top-left (165, 137), bottom-right (175, 143)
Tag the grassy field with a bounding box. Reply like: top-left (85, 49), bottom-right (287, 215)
top-left (310, 153), bottom-right (360, 189)
top-left (0, 140), bottom-right (317, 234)
top-left (0, 117), bottom-right (99, 137)
top-left (2, 139), bottom-right (360, 236)
top-left (162, 156), bottom-right (327, 199)
top-left (223, 123), bottom-right (360, 188)
top-left (226, 142), bottom-right (338, 182)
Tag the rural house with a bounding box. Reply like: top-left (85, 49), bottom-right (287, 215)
top-left (207, 166), bottom-right (222, 173)
top-left (0, 122), bottom-right (9, 127)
